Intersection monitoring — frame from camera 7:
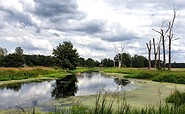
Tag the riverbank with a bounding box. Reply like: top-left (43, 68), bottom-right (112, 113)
top-left (100, 67), bottom-right (185, 84)
top-left (1, 67), bottom-right (185, 113)
top-left (0, 67), bottom-right (95, 86)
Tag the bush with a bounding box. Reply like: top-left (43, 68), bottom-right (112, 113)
top-left (166, 89), bottom-right (185, 106)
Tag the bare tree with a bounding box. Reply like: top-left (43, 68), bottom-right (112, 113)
top-left (153, 38), bottom-right (158, 69)
top-left (152, 23), bottom-right (169, 70)
top-left (114, 43), bottom-right (124, 69)
top-left (146, 40), bottom-right (152, 69)
top-left (168, 9), bottom-right (177, 70)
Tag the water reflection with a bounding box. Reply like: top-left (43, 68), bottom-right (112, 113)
top-left (114, 78), bottom-right (131, 86)
top-left (51, 75), bottom-right (78, 98)
top-left (75, 72), bottom-right (132, 96)
top-left (0, 83), bottom-right (22, 91)
top-left (0, 72), bottom-right (136, 110)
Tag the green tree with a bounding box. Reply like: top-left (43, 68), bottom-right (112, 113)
top-left (114, 53), bottom-right (132, 68)
top-left (101, 58), bottom-right (114, 67)
top-left (85, 58), bottom-right (95, 67)
top-left (53, 41), bottom-right (79, 70)
top-left (78, 57), bottom-right (86, 67)
top-left (122, 53), bottom-right (132, 67)
top-left (15, 47), bottom-right (23, 55)
top-left (132, 54), bottom-right (148, 68)
top-left (3, 54), bottom-right (25, 67)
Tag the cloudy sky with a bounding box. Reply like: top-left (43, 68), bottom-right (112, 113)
top-left (0, 0), bottom-right (185, 62)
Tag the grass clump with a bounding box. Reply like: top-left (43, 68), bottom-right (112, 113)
top-left (166, 89), bottom-right (185, 106)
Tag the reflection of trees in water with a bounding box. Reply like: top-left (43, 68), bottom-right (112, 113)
top-left (51, 75), bottom-right (78, 99)
top-left (114, 78), bottom-right (130, 86)
top-left (0, 83), bottom-right (22, 91)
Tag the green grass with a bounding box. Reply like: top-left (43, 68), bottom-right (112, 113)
top-left (100, 67), bottom-right (185, 84)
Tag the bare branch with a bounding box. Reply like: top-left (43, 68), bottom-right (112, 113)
top-left (152, 29), bottom-right (162, 35)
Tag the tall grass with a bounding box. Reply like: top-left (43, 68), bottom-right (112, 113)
top-left (101, 67), bottom-right (185, 84)
top-left (47, 90), bottom-right (185, 114)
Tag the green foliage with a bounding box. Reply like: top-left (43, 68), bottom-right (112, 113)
top-left (132, 54), bottom-right (148, 68)
top-left (166, 89), bottom-right (185, 106)
top-left (53, 41), bottom-right (79, 70)
top-left (101, 58), bottom-right (114, 67)
top-left (2, 54), bottom-right (25, 67)
top-left (85, 58), bottom-right (95, 67)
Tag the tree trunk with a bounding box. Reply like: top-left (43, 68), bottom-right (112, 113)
top-left (153, 38), bottom-right (157, 69)
top-left (168, 9), bottom-right (176, 70)
top-left (146, 40), bottom-right (151, 69)
top-left (118, 60), bottom-right (121, 69)
top-left (168, 37), bottom-right (172, 70)
top-left (158, 45), bottom-right (161, 68)
top-left (161, 30), bottom-right (166, 70)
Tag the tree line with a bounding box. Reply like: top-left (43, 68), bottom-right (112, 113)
top-left (1, 40), bottom-right (184, 70)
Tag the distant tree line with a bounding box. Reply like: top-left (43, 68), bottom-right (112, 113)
top-left (101, 53), bottom-right (148, 68)
top-left (1, 41), bottom-right (185, 69)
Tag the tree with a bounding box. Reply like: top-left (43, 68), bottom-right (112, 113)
top-left (85, 58), bottom-right (95, 67)
top-left (3, 54), bottom-right (25, 67)
top-left (153, 38), bottom-right (158, 69)
top-left (114, 53), bottom-right (132, 68)
top-left (114, 43), bottom-right (124, 68)
top-left (78, 57), bottom-right (86, 67)
top-left (132, 55), bottom-right (148, 68)
top-left (15, 47), bottom-right (23, 55)
top-left (53, 41), bottom-right (79, 70)
top-left (168, 9), bottom-right (177, 70)
top-left (0, 47), bottom-right (8, 58)
top-left (101, 58), bottom-right (114, 67)
top-left (146, 40), bottom-right (152, 69)
top-left (152, 22), bottom-right (169, 70)
top-left (152, 9), bottom-right (177, 70)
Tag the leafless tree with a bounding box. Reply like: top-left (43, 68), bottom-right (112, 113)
top-left (153, 38), bottom-right (158, 69)
top-left (168, 9), bottom-right (177, 70)
top-left (114, 43), bottom-right (124, 69)
top-left (146, 40), bottom-right (152, 69)
top-left (152, 22), bottom-right (170, 70)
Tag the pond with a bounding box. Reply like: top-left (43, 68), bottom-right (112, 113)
top-left (0, 72), bottom-right (136, 110)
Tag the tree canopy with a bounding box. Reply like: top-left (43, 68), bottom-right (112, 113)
top-left (53, 41), bottom-right (79, 70)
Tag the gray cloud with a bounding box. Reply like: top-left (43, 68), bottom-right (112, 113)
top-left (104, 0), bottom-right (185, 10)
top-left (73, 20), bottom-right (106, 34)
top-left (0, 7), bottom-right (33, 27)
top-left (34, 0), bottom-right (86, 23)
top-left (101, 33), bottom-right (140, 42)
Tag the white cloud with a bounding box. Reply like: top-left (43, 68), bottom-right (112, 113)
top-left (0, 0), bottom-right (185, 62)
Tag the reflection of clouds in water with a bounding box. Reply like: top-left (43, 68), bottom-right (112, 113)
top-left (0, 81), bottom-right (54, 109)
top-left (75, 73), bottom-right (135, 96)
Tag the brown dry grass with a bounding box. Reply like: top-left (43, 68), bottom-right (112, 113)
top-left (0, 66), bottom-right (54, 71)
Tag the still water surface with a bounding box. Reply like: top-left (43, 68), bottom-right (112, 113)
top-left (0, 72), bottom-right (136, 109)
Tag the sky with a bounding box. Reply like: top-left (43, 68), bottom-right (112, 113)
top-left (0, 0), bottom-right (185, 62)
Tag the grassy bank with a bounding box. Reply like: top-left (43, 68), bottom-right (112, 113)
top-left (100, 67), bottom-right (185, 84)
top-left (0, 67), bottom-right (96, 86)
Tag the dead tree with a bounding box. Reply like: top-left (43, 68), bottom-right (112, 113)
top-left (153, 38), bottom-right (158, 69)
top-left (168, 9), bottom-right (177, 70)
top-left (152, 24), bottom-right (169, 70)
top-left (114, 43), bottom-right (124, 69)
top-left (146, 40), bottom-right (152, 69)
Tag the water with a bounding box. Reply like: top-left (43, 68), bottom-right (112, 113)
top-left (0, 72), bottom-right (136, 110)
